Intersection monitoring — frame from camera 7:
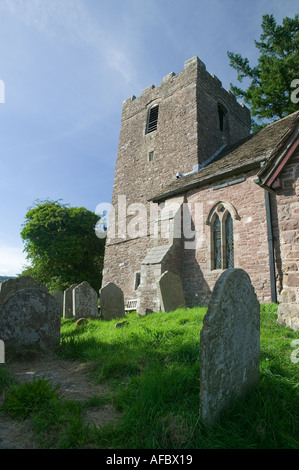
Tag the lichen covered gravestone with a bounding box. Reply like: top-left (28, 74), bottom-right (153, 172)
top-left (158, 270), bottom-right (185, 312)
top-left (200, 268), bottom-right (260, 426)
top-left (99, 282), bottom-right (125, 320)
top-left (0, 275), bottom-right (48, 305)
top-left (0, 288), bottom-right (61, 350)
top-left (73, 281), bottom-right (98, 320)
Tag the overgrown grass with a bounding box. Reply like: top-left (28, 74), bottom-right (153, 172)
top-left (1, 304), bottom-right (298, 449)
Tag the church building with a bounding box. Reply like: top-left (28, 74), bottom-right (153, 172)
top-left (101, 56), bottom-right (299, 331)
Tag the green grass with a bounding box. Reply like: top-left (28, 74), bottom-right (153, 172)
top-left (0, 304), bottom-right (298, 449)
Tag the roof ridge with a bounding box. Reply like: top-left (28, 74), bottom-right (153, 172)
top-left (150, 111), bottom-right (299, 202)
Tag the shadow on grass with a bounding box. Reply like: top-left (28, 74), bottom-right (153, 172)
top-left (56, 307), bottom-right (298, 449)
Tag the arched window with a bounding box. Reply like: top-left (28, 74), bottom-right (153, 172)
top-left (225, 213), bottom-right (234, 268)
top-left (213, 215), bottom-right (222, 270)
top-left (208, 201), bottom-right (238, 270)
top-left (146, 105), bottom-right (159, 134)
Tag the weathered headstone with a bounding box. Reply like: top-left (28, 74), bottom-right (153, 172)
top-left (63, 284), bottom-right (78, 319)
top-left (158, 270), bottom-right (185, 312)
top-left (73, 281), bottom-right (98, 320)
top-left (99, 282), bottom-right (125, 321)
top-left (52, 291), bottom-right (63, 317)
top-left (0, 288), bottom-right (61, 350)
top-left (0, 275), bottom-right (48, 305)
top-left (200, 268), bottom-right (260, 426)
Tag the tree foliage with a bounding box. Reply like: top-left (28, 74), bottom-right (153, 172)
top-left (228, 14), bottom-right (299, 129)
top-left (20, 199), bottom-right (105, 293)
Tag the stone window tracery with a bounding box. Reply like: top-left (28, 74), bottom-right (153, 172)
top-left (207, 201), bottom-right (239, 270)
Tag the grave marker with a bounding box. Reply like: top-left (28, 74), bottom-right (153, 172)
top-left (99, 282), bottom-right (125, 320)
top-left (0, 288), bottom-right (61, 350)
top-left (200, 268), bottom-right (260, 426)
top-left (158, 270), bottom-right (185, 312)
top-left (73, 281), bottom-right (98, 320)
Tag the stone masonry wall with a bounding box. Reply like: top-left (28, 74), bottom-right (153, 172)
top-left (272, 149), bottom-right (299, 329)
top-left (183, 169), bottom-right (272, 306)
top-left (103, 199), bottom-right (184, 307)
top-left (102, 57), bottom-right (251, 303)
top-left (102, 237), bottom-right (153, 301)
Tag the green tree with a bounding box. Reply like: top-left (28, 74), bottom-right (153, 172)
top-left (20, 199), bottom-right (105, 293)
top-left (228, 14), bottom-right (299, 130)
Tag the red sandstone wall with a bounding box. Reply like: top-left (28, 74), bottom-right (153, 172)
top-left (273, 149), bottom-right (299, 308)
top-left (102, 57), bottom-right (251, 304)
top-left (184, 170), bottom-right (272, 305)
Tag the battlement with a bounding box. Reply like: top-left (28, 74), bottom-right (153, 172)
top-left (122, 56), bottom-right (250, 128)
top-left (112, 55), bottom-right (252, 223)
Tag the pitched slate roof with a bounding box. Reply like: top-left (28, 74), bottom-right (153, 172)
top-left (150, 111), bottom-right (299, 202)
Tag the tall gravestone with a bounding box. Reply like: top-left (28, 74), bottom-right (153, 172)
top-left (0, 288), bottom-right (61, 350)
top-left (158, 270), bottom-right (185, 312)
top-left (200, 268), bottom-right (260, 426)
top-left (73, 281), bottom-right (98, 320)
top-left (63, 283), bottom-right (78, 319)
top-left (99, 282), bottom-right (125, 321)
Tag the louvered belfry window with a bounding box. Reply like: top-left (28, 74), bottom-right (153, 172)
top-left (225, 213), bottom-right (234, 268)
top-left (146, 105), bottom-right (159, 133)
top-left (213, 215), bottom-right (222, 270)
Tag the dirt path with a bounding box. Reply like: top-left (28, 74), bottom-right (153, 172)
top-left (0, 355), bottom-right (121, 449)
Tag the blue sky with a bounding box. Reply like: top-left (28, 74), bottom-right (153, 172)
top-left (0, 0), bottom-right (298, 276)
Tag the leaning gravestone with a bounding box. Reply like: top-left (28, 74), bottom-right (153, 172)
top-left (0, 288), bottom-right (61, 350)
top-left (99, 282), bottom-right (125, 321)
top-left (52, 291), bottom-right (63, 317)
top-left (63, 284), bottom-right (78, 319)
top-left (0, 275), bottom-right (48, 305)
top-left (200, 268), bottom-right (260, 426)
top-left (158, 270), bottom-right (185, 312)
top-left (73, 281), bottom-right (98, 320)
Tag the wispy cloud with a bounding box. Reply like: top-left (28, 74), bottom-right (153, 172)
top-left (0, 242), bottom-right (29, 276)
top-left (1, 0), bottom-right (96, 44)
top-left (0, 0), bottom-right (137, 87)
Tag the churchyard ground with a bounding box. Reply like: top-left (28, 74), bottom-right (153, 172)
top-left (0, 304), bottom-right (298, 449)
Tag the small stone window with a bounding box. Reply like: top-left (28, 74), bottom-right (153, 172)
top-left (146, 105), bottom-right (159, 134)
top-left (218, 104), bottom-right (227, 132)
top-left (148, 151), bottom-right (154, 162)
top-left (134, 272), bottom-right (141, 290)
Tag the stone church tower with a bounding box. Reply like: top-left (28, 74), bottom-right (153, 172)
top-left (102, 56), bottom-right (251, 313)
